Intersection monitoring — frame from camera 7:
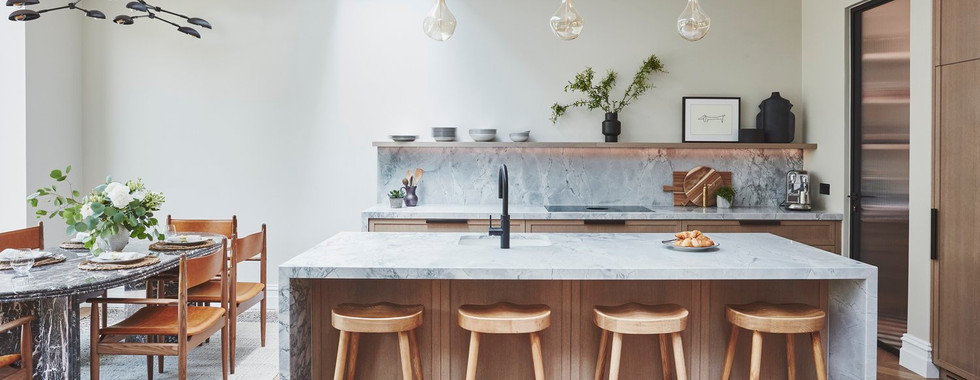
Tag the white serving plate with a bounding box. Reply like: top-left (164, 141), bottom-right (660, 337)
top-left (90, 252), bottom-right (147, 265)
top-left (661, 239), bottom-right (720, 251)
top-left (0, 249), bottom-right (50, 262)
top-left (389, 135), bottom-right (418, 142)
top-left (165, 235), bottom-right (206, 245)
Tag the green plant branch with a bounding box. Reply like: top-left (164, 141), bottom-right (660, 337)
top-left (550, 54), bottom-right (667, 123)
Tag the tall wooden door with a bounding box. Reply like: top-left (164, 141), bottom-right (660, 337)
top-left (933, 1), bottom-right (980, 377)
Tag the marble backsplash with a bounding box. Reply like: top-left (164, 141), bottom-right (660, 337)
top-left (377, 147), bottom-right (803, 207)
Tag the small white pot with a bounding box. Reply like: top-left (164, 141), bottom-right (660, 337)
top-left (107, 228), bottom-right (130, 251)
top-left (716, 196), bottom-right (732, 209)
top-left (389, 198), bottom-right (404, 208)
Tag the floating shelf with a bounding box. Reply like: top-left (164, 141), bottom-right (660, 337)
top-left (373, 141), bottom-right (818, 150)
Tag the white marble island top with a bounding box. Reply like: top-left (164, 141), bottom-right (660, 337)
top-left (279, 232), bottom-right (873, 281)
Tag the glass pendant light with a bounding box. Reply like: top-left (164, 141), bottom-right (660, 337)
top-left (677, 0), bottom-right (710, 41)
top-left (549, 0), bottom-right (583, 41)
top-left (422, 0), bottom-right (456, 42)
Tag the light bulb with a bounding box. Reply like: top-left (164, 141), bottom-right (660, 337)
top-left (677, 0), bottom-right (710, 41)
top-left (550, 0), bottom-right (583, 41)
top-left (422, 0), bottom-right (456, 42)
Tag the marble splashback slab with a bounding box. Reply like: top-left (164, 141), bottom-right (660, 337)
top-left (378, 147), bottom-right (803, 207)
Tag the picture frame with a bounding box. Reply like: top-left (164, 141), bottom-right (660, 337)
top-left (682, 97), bottom-right (741, 142)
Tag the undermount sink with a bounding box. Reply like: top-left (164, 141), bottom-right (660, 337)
top-left (545, 205), bottom-right (653, 213)
top-left (458, 235), bottom-right (552, 247)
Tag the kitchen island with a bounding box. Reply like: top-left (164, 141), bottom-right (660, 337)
top-left (279, 232), bottom-right (876, 380)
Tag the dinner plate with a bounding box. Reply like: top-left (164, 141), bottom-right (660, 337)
top-left (165, 235), bottom-right (205, 245)
top-left (661, 239), bottom-right (720, 251)
top-left (90, 252), bottom-right (147, 265)
top-left (0, 249), bottom-right (50, 262)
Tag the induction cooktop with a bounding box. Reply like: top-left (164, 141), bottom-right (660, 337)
top-left (544, 205), bottom-right (654, 213)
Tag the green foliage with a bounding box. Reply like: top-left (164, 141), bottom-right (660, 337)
top-left (550, 54), bottom-right (667, 123)
top-left (389, 189), bottom-right (406, 198)
top-left (714, 185), bottom-right (736, 203)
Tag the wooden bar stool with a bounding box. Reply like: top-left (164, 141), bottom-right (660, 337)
top-left (331, 302), bottom-right (424, 380)
top-left (458, 302), bottom-right (551, 380)
top-left (721, 302), bottom-right (827, 380)
top-left (592, 303), bottom-right (689, 380)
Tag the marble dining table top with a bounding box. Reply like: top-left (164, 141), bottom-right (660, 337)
top-left (0, 237), bottom-right (224, 303)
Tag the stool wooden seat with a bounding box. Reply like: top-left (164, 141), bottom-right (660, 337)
top-left (458, 302), bottom-right (551, 380)
top-left (331, 302), bottom-right (424, 380)
top-left (721, 302), bottom-right (827, 380)
top-left (592, 303), bottom-right (689, 380)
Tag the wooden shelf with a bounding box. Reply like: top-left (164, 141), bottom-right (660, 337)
top-left (373, 141), bottom-right (818, 150)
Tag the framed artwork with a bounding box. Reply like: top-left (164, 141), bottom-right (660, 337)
top-left (682, 97), bottom-right (741, 142)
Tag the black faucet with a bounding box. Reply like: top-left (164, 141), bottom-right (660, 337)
top-left (488, 164), bottom-right (510, 249)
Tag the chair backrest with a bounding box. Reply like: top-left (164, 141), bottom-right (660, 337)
top-left (0, 222), bottom-right (43, 251)
top-left (232, 225), bottom-right (265, 264)
top-left (167, 215), bottom-right (237, 239)
top-left (184, 239), bottom-right (228, 289)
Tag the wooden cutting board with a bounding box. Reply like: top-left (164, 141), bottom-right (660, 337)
top-left (662, 166), bottom-right (733, 206)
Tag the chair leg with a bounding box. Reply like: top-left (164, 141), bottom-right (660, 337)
top-left (346, 333), bottom-right (360, 380)
top-left (529, 332), bottom-right (545, 380)
top-left (101, 290), bottom-right (108, 331)
top-left (409, 329), bottom-right (424, 380)
top-left (178, 346), bottom-right (187, 380)
top-left (230, 310), bottom-right (237, 374)
top-left (156, 281), bottom-right (165, 374)
top-left (158, 337), bottom-right (165, 373)
top-left (609, 332), bottom-right (623, 380)
top-left (398, 331), bottom-right (413, 380)
top-left (721, 326), bottom-right (738, 380)
top-left (90, 303), bottom-right (99, 380)
top-left (222, 322), bottom-right (229, 380)
top-left (659, 334), bottom-right (671, 380)
top-left (787, 334), bottom-right (796, 380)
top-left (671, 332), bottom-right (687, 380)
top-left (465, 331), bottom-right (480, 380)
top-left (594, 329), bottom-right (609, 380)
top-left (333, 331), bottom-right (350, 380)
top-left (147, 336), bottom-right (155, 380)
top-left (261, 297), bottom-right (267, 347)
top-left (750, 331), bottom-right (763, 380)
top-left (811, 332), bottom-right (827, 380)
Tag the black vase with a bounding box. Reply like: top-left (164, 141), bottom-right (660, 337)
top-left (756, 92), bottom-right (796, 143)
top-left (602, 112), bottom-right (621, 142)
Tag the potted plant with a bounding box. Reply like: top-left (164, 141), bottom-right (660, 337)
top-left (27, 166), bottom-right (166, 255)
top-left (550, 54), bottom-right (667, 142)
top-left (714, 186), bottom-right (736, 209)
top-left (388, 189), bottom-right (406, 208)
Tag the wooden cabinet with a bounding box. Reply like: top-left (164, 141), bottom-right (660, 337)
top-left (368, 218), bottom-right (525, 233)
top-left (682, 220), bottom-right (841, 253)
top-left (524, 220), bottom-right (681, 233)
top-left (938, 0), bottom-right (980, 65)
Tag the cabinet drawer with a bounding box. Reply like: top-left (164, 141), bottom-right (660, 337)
top-left (369, 219), bottom-right (525, 233)
top-left (682, 220), bottom-right (839, 248)
top-left (525, 220), bottom-right (682, 234)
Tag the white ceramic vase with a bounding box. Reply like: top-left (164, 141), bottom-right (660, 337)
top-left (716, 196), bottom-right (732, 209)
top-left (107, 228), bottom-right (130, 251)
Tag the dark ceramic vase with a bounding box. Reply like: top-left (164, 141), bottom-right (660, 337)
top-left (402, 186), bottom-right (419, 207)
top-left (602, 112), bottom-right (621, 142)
top-left (756, 92), bottom-right (796, 143)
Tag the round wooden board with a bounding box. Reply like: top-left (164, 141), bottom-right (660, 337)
top-left (683, 166), bottom-right (724, 206)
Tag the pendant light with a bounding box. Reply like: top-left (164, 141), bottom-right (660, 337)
top-left (422, 0), bottom-right (456, 41)
top-left (677, 0), bottom-right (711, 41)
top-left (549, 0), bottom-right (584, 41)
top-left (113, 1), bottom-right (211, 38)
top-left (7, 0), bottom-right (104, 22)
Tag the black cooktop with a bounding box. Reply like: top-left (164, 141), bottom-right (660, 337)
top-left (544, 205), bottom-right (654, 213)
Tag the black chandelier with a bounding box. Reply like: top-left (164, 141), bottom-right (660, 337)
top-left (6, 0), bottom-right (211, 38)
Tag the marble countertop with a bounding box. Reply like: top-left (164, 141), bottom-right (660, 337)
top-left (0, 238), bottom-right (223, 303)
top-left (279, 232), bottom-right (875, 281)
top-left (362, 204), bottom-right (843, 223)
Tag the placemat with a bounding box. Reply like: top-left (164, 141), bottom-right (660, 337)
top-left (149, 239), bottom-right (217, 252)
top-left (0, 254), bottom-right (67, 270)
top-left (59, 241), bottom-right (88, 250)
top-left (78, 256), bottom-right (160, 271)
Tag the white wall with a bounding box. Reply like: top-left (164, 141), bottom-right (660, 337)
top-left (78, 0), bottom-right (803, 285)
top-left (0, 21), bottom-right (27, 231)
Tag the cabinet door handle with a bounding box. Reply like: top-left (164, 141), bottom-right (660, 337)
top-left (738, 220), bottom-right (782, 226)
top-left (584, 220), bottom-right (627, 225)
top-left (425, 219), bottom-right (469, 224)
top-left (931, 208), bottom-right (938, 261)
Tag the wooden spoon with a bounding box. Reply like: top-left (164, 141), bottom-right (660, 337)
top-left (414, 168), bottom-right (424, 186)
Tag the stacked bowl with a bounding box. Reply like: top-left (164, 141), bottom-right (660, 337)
top-left (432, 127), bottom-right (457, 142)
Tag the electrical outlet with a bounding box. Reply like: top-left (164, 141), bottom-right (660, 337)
top-left (819, 183), bottom-right (830, 195)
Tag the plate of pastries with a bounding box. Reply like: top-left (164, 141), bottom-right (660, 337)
top-left (662, 230), bottom-right (720, 251)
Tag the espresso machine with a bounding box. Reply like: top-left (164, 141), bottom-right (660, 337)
top-left (785, 170), bottom-right (812, 211)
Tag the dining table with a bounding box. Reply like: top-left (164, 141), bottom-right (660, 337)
top-left (0, 235), bottom-right (224, 380)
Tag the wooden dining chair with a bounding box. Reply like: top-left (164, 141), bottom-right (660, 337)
top-left (188, 225), bottom-right (267, 374)
top-left (88, 241), bottom-right (229, 380)
top-left (0, 316), bottom-right (35, 380)
top-left (166, 215), bottom-right (237, 240)
top-left (0, 222), bottom-right (43, 251)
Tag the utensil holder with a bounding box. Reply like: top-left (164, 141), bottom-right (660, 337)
top-left (402, 186), bottom-right (419, 207)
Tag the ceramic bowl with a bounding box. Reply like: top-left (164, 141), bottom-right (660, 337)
top-left (509, 132), bottom-right (530, 142)
top-left (389, 135), bottom-right (418, 142)
top-left (469, 129), bottom-right (497, 142)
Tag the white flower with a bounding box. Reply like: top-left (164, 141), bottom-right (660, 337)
top-left (132, 190), bottom-right (146, 201)
top-left (104, 182), bottom-right (134, 208)
top-left (80, 203), bottom-right (94, 219)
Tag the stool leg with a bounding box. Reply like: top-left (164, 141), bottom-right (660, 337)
top-left (594, 330), bottom-right (609, 380)
top-left (465, 331), bottom-right (480, 380)
top-left (671, 332), bottom-right (687, 380)
top-left (529, 332), bottom-right (545, 380)
top-left (811, 332), bottom-right (827, 380)
top-left (721, 326), bottom-right (738, 380)
top-left (750, 331), bottom-right (763, 380)
top-left (410, 329), bottom-right (424, 380)
top-left (333, 331), bottom-right (350, 380)
top-left (609, 332), bottom-right (623, 380)
top-left (399, 331), bottom-right (414, 380)
top-left (346, 333), bottom-right (360, 380)
top-left (786, 334), bottom-right (796, 380)
top-left (658, 334), bottom-right (671, 380)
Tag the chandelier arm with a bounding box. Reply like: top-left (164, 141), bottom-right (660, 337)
top-left (36, 5), bottom-right (70, 14)
top-left (152, 14), bottom-right (180, 28)
top-left (155, 8), bottom-right (189, 21)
